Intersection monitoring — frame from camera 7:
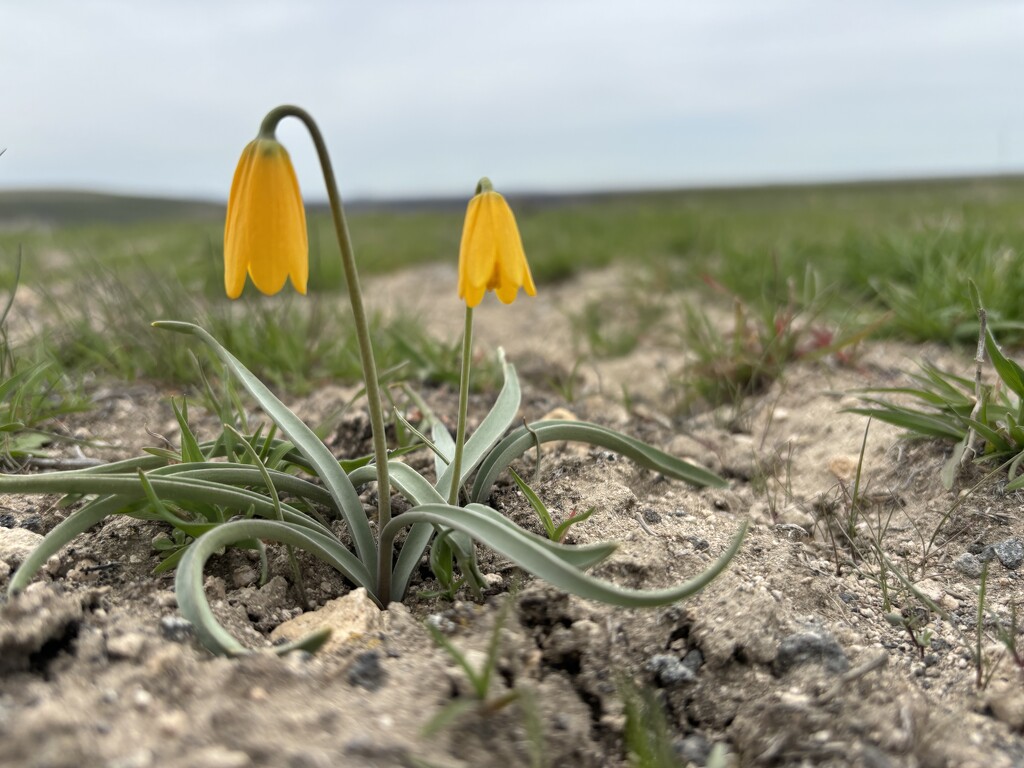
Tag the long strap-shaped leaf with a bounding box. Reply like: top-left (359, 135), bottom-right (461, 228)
top-left (436, 355), bottom-right (521, 500)
top-left (175, 519), bottom-right (375, 655)
top-left (153, 321), bottom-right (375, 571)
top-left (146, 462), bottom-right (336, 508)
top-left (471, 420), bottom-right (726, 502)
top-left (5, 476), bottom-right (343, 596)
top-left (380, 503), bottom-right (747, 607)
top-left (0, 473), bottom-right (336, 537)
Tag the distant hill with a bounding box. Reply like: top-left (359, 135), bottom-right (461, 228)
top-left (0, 189), bottom-right (470, 229)
top-left (0, 190), bottom-right (225, 228)
top-left (3, 173), bottom-right (1024, 229)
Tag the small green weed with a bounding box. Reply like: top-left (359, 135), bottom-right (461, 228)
top-left (508, 466), bottom-right (594, 542)
top-left (678, 269), bottom-right (871, 413)
top-left (0, 253), bottom-right (89, 464)
top-left (848, 281), bottom-right (1024, 489)
top-left (620, 680), bottom-right (680, 768)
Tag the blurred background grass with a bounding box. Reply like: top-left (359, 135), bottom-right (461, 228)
top-left (1, 176), bottom-right (1022, 400)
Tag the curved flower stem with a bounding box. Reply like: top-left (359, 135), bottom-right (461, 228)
top-left (448, 306), bottom-right (474, 505)
top-left (261, 105), bottom-right (392, 599)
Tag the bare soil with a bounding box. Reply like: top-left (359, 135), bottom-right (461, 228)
top-left (2, 265), bottom-right (1023, 767)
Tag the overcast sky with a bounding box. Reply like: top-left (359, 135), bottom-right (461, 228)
top-left (2, 1), bottom-right (1022, 201)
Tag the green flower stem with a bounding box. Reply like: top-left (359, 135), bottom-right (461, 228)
top-left (260, 105), bottom-right (392, 566)
top-left (448, 306), bottom-right (474, 505)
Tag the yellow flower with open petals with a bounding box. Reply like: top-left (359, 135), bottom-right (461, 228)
top-left (224, 137), bottom-right (308, 299)
top-left (457, 178), bottom-right (535, 307)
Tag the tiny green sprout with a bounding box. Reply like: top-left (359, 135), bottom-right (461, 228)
top-left (422, 599), bottom-right (519, 737)
top-left (509, 466), bottom-right (593, 543)
top-left (3, 105), bottom-right (747, 657)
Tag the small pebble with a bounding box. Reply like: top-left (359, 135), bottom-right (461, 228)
top-left (131, 688), bottom-right (153, 710)
top-left (106, 632), bottom-right (147, 661)
top-left (232, 565), bottom-right (259, 588)
top-left (675, 733), bottom-right (711, 765)
top-left (642, 508), bottom-right (662, 524)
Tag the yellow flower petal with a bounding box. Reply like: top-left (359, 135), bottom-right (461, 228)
top-left (457, 185), bottom-right (534, 308)
top-left (224, 138), bottom-right (308, 299)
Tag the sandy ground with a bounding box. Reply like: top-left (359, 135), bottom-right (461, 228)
top-left (2, 264), bottom-right (1023, 767)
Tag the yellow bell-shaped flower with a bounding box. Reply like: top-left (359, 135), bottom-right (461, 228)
top-left (457, 178), bottom-right (535, 308)
top-left (224, 137), bottom-right (308, 299)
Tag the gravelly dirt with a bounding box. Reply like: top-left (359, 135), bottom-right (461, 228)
top-left (2, 265), bottom-right (1024, 767)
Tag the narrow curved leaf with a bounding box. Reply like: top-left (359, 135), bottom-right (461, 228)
top-left (3, 473), bottom-right (343, 597)
top-left (986, 329), bottom-right (1024, 400)
top-left (472, 420), bottom-right (726, 502)
top-left (354, 462), bottom-right (617, 601)
top-left (381, 503), bottom-right (746, 608)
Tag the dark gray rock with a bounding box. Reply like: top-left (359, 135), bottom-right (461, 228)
top-left (681, 648), bottom-right (704, 676)
top-left (346, 650), bottom-right (385, 691)
top-left (642, 508), bottom-right (662, 524)
top-left (954, 553), bottom-right (984, 578)
top-left (991, 538), bottom-right (1024, 570)
top-left (774, 629), bottom-right (849, 675)
top-left (646, 653), bottom-right (697, 685)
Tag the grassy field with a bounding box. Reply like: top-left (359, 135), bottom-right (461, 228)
top-left (1, 175), bottom-right (1023, 406)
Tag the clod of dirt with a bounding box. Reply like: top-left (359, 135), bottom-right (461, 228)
top-left (0, 584), bottom-right (84, 673)
top-left (686, 577), bottom-right (784, 667)
top-left (988, 684), bottom-right (1024, 731)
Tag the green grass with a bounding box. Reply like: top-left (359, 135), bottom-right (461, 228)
top-left (3, 176), bottom-right (1024, 396)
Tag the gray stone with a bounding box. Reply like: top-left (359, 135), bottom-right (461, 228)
top-left (991, 538), bottom-right (1024, 570)
top-left (954, 553), bottom-right (984, 578)
top-left (681, 648), bottom-right (704, 675)
top-left (774, 629), bottom-right (849, 675)
top-left (675, 733), bottom-right (712, 766)
top-left (646, 653), bottom-right (696, 685)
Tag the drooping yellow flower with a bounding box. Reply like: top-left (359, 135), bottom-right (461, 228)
top-left (457, 178), bottom-right (535, 307)
top-left (224, 137), bottom-right (308, 299)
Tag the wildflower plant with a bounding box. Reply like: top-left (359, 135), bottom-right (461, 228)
top-left (4, 105), bottom-right (747, 656)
